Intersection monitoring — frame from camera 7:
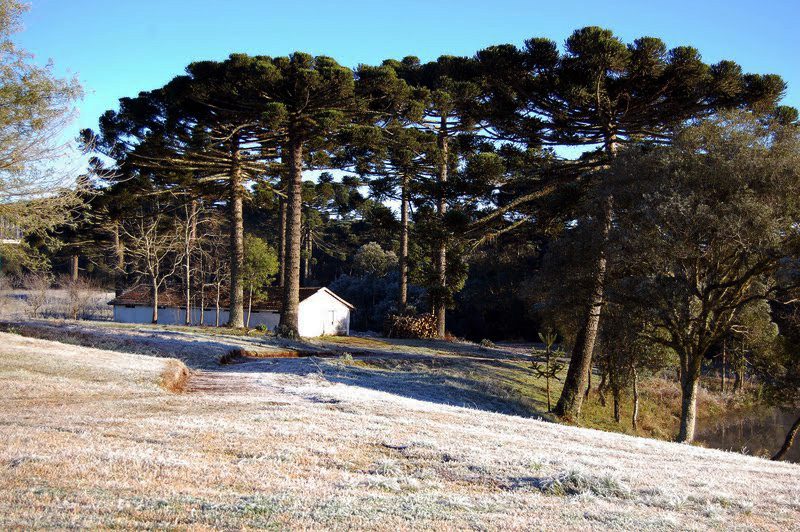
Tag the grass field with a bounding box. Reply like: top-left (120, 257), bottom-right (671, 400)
top-left (1, 331), bottom-right (798, 529)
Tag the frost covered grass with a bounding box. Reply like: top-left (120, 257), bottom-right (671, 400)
top-left (1, 320), bottom-right (771, 446)
top-left (0, 332), bottom-right (798, 529)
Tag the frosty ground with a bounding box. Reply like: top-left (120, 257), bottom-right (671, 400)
top-left (1, 329), bottom-right (799, 529)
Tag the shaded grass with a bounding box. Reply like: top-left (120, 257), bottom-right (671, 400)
top-left (354, 356), bottom-right (753, 443)
top-left (320, 336), bottom-right (392, 348)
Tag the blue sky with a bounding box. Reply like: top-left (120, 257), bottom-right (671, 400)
top-left (16, 0), bottom-right (800, 140)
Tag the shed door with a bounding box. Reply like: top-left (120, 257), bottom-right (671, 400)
top-left (324, 310), bottom-right (336, 335)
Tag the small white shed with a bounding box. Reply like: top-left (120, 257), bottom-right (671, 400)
top-left (108, 285), bottom-right (353, 337)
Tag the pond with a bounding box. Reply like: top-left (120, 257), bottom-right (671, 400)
top-left (696, 406), bottom-right (799, 463)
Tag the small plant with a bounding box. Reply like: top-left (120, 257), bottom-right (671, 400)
top-left (339, 352), bottom-right (354, 365)
top-left (479, 338), bottom-right (496, 349)
top-left (532, 328), bottom-right (565, 412)
top-left (535, 469), bottom-right (630, 499)
top-left (255, 324), bottom-right (269, 333)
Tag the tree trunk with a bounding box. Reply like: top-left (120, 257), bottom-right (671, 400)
top-left (113, 222), bottom-right (125, 296)
top-left (721, 342), bottom-right (727, 393)
top-left (246, 285), bottom-right (253, 328)
top-left (185, 200), bottom-right (196, 326)
top-left (198, 250), bottom-right (204, 326)
top-left (215, 282), bottom-right (221, 327)
top-left (772, 414), bottom-right (800, 461)
top-left (399, 174), bottom-right (409, 310)
top-left (612, 385), bottom-right (621, 423)
top-left (184, 251), bottom-right (191, 325)
top-left (554, 195), bottom-right (613, 420)
top-left (303, 219), bottom-right (311, 284)
top-left (733, 366), bottom-right (744, 394)
top-left (434, 118), bottom-right (448, 338)
top-left (632, 367), bottom-right (639, 431)
top-left (227, 138), bottom-right (245, 328)
top-left (280, 138), bottom-right (303, 335)
top-left (677, 361), bottom-right (702, 443)
top-left (151, 279), bottom-right (159, 324)
top-left (584, 369), bottom-right (592, 401)
top-left (70, 254), bottom-right (79, 281)
top-left (598, 371), bottom-right (608, 407)
top-left (279, 197), bottom-right (287, 287)
top-left (545, 353), bottom-right (552, 412)
top-left (199, 281), bottom-right (205, 325)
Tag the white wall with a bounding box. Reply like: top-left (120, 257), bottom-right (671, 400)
top-left (113, 305), bottom-right (279, 329)
top-left (297, 289), bottom-right (351, 337)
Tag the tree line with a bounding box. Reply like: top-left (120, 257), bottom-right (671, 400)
top-left (39, 26), bottom-right (800, 447)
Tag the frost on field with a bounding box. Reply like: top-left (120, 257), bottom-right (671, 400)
top-left (0, 331), bottom-right (798, 530)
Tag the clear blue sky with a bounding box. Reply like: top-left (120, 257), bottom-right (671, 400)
top-left (16, 0), bottom-right (800, 140)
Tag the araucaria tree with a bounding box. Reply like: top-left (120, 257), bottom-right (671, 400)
top-left (91, 54), bottom-right (281, 327)
top-left (259, 53), bottom-right (356, 336)
top-left (384, 56), bottom-right (480, 337)
top-left (481, 27), bottom-right (787, 420)
top-left (352, 62), bottom-right (431, 310)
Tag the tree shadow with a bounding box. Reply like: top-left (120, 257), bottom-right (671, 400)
top-left (229, 356), bottom-right (548, 418)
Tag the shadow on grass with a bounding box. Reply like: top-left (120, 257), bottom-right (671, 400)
top-left (229, 356), bottom-right (550, 418)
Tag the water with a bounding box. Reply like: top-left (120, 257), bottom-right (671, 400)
top-left (696, 406), bottom-right (799, 463)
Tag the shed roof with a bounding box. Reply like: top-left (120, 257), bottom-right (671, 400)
top-left (108, 285), bottom-right (353, 312)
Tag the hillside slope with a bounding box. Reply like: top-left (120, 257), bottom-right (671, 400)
top-left (0, 332), bottom-right (798, 529)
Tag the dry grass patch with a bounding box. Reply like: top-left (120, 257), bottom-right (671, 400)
top-left (159, 359), bottom-right (190, 393)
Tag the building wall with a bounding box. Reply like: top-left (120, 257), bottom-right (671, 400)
top-left (113, 305), bottom-right (279, 329)
top-left (297, 290), bottom-right (351, 337)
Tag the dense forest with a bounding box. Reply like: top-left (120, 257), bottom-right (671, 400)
top-left (3, 6), bottom-right (799, 451)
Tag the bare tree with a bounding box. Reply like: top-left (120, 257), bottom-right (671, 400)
top-left (197, 215), bottom-right (230, 327)
top-left (173, 197), bottom-right (209, 325)
top-left (22, 272), bottom-right (51, 318)
top-left (120, 211), bottom-right (182, 323)
top-left (61, 274), bottom-right (96, 320)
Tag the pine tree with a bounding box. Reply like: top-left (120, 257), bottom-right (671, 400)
top-left (257, 53), bottom-right (356, 336)
top-left (479, 27), bottom-right (787, 419)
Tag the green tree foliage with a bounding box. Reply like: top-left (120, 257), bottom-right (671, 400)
top-left (352, 242), bottom-right (398, 278)
top-left (607, 112), bottom-right (800, 442)
top-left (477, 26), bottom-right (788, 420)
top-left (0, 0), bottom-right (84, 268)
top-left (242, 234), bottom-right (278, 327)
